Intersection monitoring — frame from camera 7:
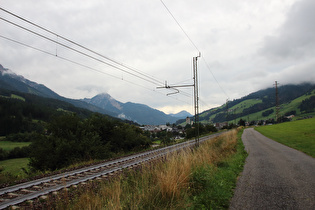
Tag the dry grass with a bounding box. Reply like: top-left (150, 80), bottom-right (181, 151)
top-left (59, 129), bottom-right (239, 210)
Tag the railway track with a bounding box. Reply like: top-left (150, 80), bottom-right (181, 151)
top-left (0, 132), bottom-right (222, 209)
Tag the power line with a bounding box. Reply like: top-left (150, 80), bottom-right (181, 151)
top-left (0, 16), bottom-right (164, 87)
top-left (160, 0), bottom-right (200, 53)
top-left (201, 57), bottom-right (229, 99)
top-left (159, 1), bottom-right (230, 100)
top-left (0, 34), bottom-right (192, 106)
top-left (1, 7), bottom-right (193, 100)
top-left (0, 7), bottom-right (195, 105)
top-left (0, 7), bottom-right (164, 86)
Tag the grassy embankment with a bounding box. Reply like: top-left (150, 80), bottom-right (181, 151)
top-left (255, 117), bottom-right (315, 157)
top-left (54, 129), bottom-right (247, 209)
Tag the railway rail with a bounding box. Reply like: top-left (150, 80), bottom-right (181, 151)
top-left (0, 132), bottom-right (222, 209)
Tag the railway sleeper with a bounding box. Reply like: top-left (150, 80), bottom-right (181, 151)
top-left (19, 189), bottom-right (35, 194)
top-left (7, 193), bottom-right (19, 198)
top-left (43, 182), bottom-right (55, 187)
top-left (39, 195), bottom-right (48, 200)
top-left (31, 185), bottom-right (42, 190)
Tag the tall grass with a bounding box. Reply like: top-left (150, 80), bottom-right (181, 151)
top-left (56, 129), bottom-right (245, 209)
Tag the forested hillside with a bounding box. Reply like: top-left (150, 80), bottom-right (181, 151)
top-left (0, 88), bottom-right (93, 136)
top-left (177, 83), bottom-right (315, 124)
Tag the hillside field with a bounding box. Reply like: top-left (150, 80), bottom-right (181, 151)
top-left (255, 118), bottom-right (315, 157)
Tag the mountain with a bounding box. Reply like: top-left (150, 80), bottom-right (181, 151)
top-left (82, 94), bottom-right (179, 125)
top-left (170, 110), bottom-right (193, 118)
top-left (0, 64), bottom-right (116, 117)
top-left (0, 64), bottom-right (179, 125)
top-left (0, 64), bottom-right (60, 99)
top-left (82, 93), bottom-right (122, 114)
top-left (196, 83), bottom-right (315, 124)
top-left (3, 64), bottom-right (313, 126)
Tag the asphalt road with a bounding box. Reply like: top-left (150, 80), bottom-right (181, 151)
top-left (230, 128), bottom-right (315, 210)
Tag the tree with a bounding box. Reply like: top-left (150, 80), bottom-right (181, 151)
top-left (28, 113), bottom-right (150, 171)
top-left (238, 119), bottom-right (246, 126)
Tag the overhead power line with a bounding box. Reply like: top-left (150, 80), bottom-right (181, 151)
top-left (159, 0), bottom-right (230, 100)
top-left (160, 0), bottom-right (200, 53)
top-left (0, 34), bottom-right (191, 106)
top-left (0, 6), bottom-right (194, 104)
top-left (0, 7), bottom-right (164, 87)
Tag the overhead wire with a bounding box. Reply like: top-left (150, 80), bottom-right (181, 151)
top-left (0, 16), bottom-right (165, 87)
top-left (0, 34), bottom-right (192, 106)
top-left (0, 6), bottom-right (194, 105)
top-left (159, 0), bottom-right (230, 101)
top-left (0, 7), bottom-right (165, 87)
top-left (160, 0), bottom-right (200, 53)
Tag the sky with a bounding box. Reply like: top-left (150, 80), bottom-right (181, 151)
top-left (1, 0), bottom-right (314, 115)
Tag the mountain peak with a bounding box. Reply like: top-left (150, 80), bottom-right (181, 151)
top-left (83, 92), bottom-right (122, 112)
top-left (0, 64), bottom-right (14, 76)
top-left (94, 93), bottom-right (112, 100)
top-left (170, 110), bottom-right (193, 118)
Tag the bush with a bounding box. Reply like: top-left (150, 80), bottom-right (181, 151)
top-left (8, 146), bottom-right (30, 159)
top-left (0, 148), bottom-right (8, 161)
top-left (5, 132), bottom-right (35, 142)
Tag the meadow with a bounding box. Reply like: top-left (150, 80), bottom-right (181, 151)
top-left (255, 117), bottom-right (315, 157)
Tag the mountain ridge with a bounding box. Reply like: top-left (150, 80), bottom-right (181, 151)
top-left (1, 64), bottom-right (314, 125)
top-left (82, 94), bottom-right (182, 125)
top-left (0, 64), bottom-right (183, 125)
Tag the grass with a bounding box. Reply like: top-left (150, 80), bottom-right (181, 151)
top-left (0, 94), bottom-right (25, 101)
top-left (55, 129), bottom-right (247, 209)
top-left (0, 158), bottom-right (30, 185)
top-left (190, 129), bottom-right (247, 209)
top-left (0, 141), bottom-right (31, 151)
top-left (11, 94), bottom-right (25, 101)
top-left (255, 118), bottom-right (315, 157)
top-left (230, 99), bottom-right (262, 114)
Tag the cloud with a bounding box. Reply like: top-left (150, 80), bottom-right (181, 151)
top-left (1, 0), bottom-right (313, 115)
top-left (260, 0), bottom-right (315, 60)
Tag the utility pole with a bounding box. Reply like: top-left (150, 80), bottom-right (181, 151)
top-left (193, 55), bottom-right (200, 146)
top-left (226, 99), bottom-right (229, 124)
top-left (275, 81), bottom-right (280, 122)
top-left (157, 53), bottom-right (201, 146)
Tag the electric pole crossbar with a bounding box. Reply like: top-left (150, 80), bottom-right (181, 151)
top-left (157, 54), bottom-right (201, 146)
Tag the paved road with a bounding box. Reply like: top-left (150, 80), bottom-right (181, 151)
top-left (230, 128), bottom-right (315, 210)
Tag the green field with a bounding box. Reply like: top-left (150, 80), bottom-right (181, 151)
top-left (0, 141), bottom-right (31, 151)
top-left (230, 99), bottom-right (263, 114)
top-left (255, 118), bottom-right (315, 157)
top-left (0, 158), bottom-right (30, 175)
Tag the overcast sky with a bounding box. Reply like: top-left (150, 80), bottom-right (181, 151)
top-left (1, 0), bottom-right (314, 114)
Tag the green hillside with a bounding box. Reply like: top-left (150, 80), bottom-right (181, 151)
top-left (197, 83), bottom-right (315, 125)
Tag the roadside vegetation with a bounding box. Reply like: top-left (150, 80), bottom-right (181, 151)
top-left (55, 128), bottom-right (247, 209)
top-left (255, 118), bottom-right (315, 157)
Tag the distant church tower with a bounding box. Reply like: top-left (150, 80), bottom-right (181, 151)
top-left (186, 117), bottom-right (191, 125)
